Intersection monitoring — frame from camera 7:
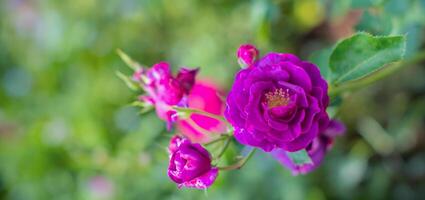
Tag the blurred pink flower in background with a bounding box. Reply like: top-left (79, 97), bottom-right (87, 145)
top-left (88, 176), bottom-right (115, 199)
top-left (176, 80), bottom-right (226, 143)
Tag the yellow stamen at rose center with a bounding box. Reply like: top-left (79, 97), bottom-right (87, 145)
top-left (265, 88), bottom-right (291, 108)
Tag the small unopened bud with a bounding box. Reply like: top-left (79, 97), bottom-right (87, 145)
top-left (237, 44), bottom-right (259, 68)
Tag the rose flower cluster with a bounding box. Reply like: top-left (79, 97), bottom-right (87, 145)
top-left (123, 44), bottom-right (345, 190)
top-left (132, 62), bottom-right (198, 130)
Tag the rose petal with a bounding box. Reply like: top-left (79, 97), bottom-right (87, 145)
top-left (176, 68), bottom-right (199, 94)
top-left (256, 53), bottom-right (300, 68)
top-left (180, 168), bottom-right (218, 189)
top-left (147, 62), bottom-right (172, 85)
top-left (245, 81), bottom-right (274, 132)
top-left (280, 122), bottom-right (319, 152)
top-left (271, 136), bottom-right (327, 175)
top-left (281, 62), bottom-right (312, 92)
top-left (233, 128), bottom-right (275, 152)
top-left (323, 120), bottom-right (346, 138)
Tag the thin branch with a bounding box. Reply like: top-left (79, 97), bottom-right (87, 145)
top-left (217, 148), bottom-right (257, 171)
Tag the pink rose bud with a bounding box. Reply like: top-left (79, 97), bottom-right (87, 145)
top-left (146, 62), bottom-right (172, 86)
top-left (176, 68), bottom-right (199, 94)
top-left (157, 78), bottom-right (184, 105)
top-left (168, 138), bottom-right (218, 189)
top-left (237, 44), bottom-right (259, 68)
top-left (134, 61), bottom-right (199, 130)
top-left (176, 81), bottom-right (226, 143)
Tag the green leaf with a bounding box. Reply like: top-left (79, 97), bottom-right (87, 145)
top-left (330, 33), bottom-right (406, 84)
top-left (326, 106), bottom-right (338, 119)
top-left (115, 71), bottom-right (139, 91)
top-left (286, 149), bottom-right (313, 165)
top-left (131, 101), bottom-right (150, 108)
top-left (131, 101), bottom-right (154, 115)
top-left (330, 95), bottom-right (343, 106)
top-left (171, 106), bottom-right (191, 119)
top-left (116, 49), bottom-right (143, 71)
top-left (309, 47), bottom-right (333, 82)
top-left (138, 106), bottom-right (154, 115)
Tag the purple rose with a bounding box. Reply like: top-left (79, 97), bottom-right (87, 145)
top-left (271, 120), bottom-right (345, 175)
top-left (225, 44), bottom-right (330, 152)
top-left (134, 62), bottom-right (198, 129)
top-left (168, 136), bottom-right (218, 189)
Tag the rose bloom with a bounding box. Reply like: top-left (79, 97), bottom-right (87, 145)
top-left (133, 62), bottom-right (198, 129)
top-left (176, 80), bottom-right (226, 143)
top-left (225, 44), bottom-right (330, 152)
top-left (167, 136), bottom-right (218, 189)
top-left (271, 120), bottom-right (345, 175)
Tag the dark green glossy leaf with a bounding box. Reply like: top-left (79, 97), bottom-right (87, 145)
top-left (330, 33), bottom-right (406, 84)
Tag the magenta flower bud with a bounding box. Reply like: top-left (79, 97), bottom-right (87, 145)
top-left (237, 44), bottom-right (259, 68)
top-left (169, 135), bottom-right (183, 154)
top-left (176, 68), bottom-right (199, 94)
top-left (176, 80), bottom-right (226, 143)
top-left (157, 78), bottom-right (184, 105)
top-left (146, 62), bottom-right (172, 86)
top-left (225, 45), bottom-right (330, 152)
top-left (271, 120), bottom-right (345, 175)
top-left (168, 138), bottom-right (218, 189)
top-left (136, 61), bottom-right (199, 129)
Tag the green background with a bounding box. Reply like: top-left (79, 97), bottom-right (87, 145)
top-left (1, 0), bottom-right (424, 199)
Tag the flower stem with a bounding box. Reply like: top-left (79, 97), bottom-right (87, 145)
top-left (215, 136), bottom-right (232, 159)
top-left (329, 51), bottom-right (425, 97)
top-left (217, 148), bottom-right (257, 171)
top-left (204, 135), bottom-right (229, 146)
top-left (173, 107), bottom-right (227, 122)
top-left (116, 49), bottom-right (142, 71)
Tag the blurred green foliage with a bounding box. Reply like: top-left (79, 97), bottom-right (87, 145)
top-left (0, 0), bottom-right (424, 199)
